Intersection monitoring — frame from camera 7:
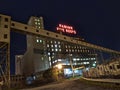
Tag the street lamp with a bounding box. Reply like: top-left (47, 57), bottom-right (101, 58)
top-left (69, 54), bottom-right (75, 78)
top-left (57, 64), bottom-right (62, 70)
top-left (56, 64), bottom-right (63, 80)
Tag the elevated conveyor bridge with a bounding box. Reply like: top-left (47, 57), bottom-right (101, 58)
top-left (0, 14), bottom-right (120, 88)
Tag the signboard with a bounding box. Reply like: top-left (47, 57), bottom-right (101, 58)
top-left (56, 24), bottom-right (76, 34)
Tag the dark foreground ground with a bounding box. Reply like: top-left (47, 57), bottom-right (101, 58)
top-left (20, 78), bottom-right (114, 90)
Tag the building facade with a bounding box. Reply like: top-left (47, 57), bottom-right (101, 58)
top-left (15, 55), bottom-right (24, 75)
top-left (23, 16), bottom-right (97, 75)
top-left (23, 16), bottom-right (50, 75)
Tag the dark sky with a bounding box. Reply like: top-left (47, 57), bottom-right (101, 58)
top-left (1, 0), bottom-right (120, 50)
top-left (0, 0), bottom-right (120, 73)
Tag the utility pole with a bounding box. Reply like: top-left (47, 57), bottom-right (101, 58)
top-left (69, 54), bottom-right (74, 78)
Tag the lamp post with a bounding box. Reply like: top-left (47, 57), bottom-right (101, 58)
top-left (57, 64), bottom-right (62, 70)
top-left (56, 64), bottom-right (62, 80)
top-left (69, 54), bottom-right (75, 78)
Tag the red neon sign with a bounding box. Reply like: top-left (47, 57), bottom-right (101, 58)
top-left (56, 24), bottom-right (76, 34)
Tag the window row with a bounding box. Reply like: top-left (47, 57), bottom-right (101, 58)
top-left (66, 49), bottom-right (90, 53)
top-left (65, 45), bottom-right (87, 49)
top-left (47, 48), bottom-right (62, 52)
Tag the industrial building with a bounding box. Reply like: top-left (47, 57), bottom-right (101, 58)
top-left (20, 16), bottom-right (97, 76)
top-left (1, 14), bottom-right (120, 88)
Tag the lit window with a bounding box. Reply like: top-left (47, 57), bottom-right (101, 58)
top-left (58, 42), bottom-right (60, 44)
top-left (38, 23), bottom-right (40, 25)
top-left (69, 49), bottom-right (71, 52)
top-left (93, 63), bottom-right (96, 67)
top-left (55, 60), bottom-right (57, 62)
top-left (91, 58), bottom-right (93, 60)
top-left (65, 45), bottom-right (67, 48)
top-left (35, 22), bottom-right (37, 25)
top-left (47, 44), bottom-right (49, 47)
top-left (87, 62), bottom-right (89, 64)
top-left (49, 57), bottom-right (51, 61)
top-left (91, 58), bottom-right (95, 60)
top-left (77, 58), bottom-right (80, 61)
top-left (38, 26), bottom-right (41, 28)
top-left (58, 59), bottom-right (62, 61)
top-left (40, 40), bottom-right (42, 43)
top-left (86, 68), bottom-right (89, 71)
top-left (55, 49), bottom-right (58, 51)
top-left (59, 49), bottom-right (61, 52)
top-left (73, 58), bottom-right (76, 61)
top-left (49, 62), bottom-right (51, 66)
top-left (35, 19), bottom-right (37, 21)
top-left (36, 39), bottom-right (39, 43)
top-left (51, 45), bottom-right (53, 47)
top-left (59, 45), bottom-right (61, 48)
top-left (74, 63), bottom-right (77, 65)
top-left (48, 52), bottom-right (50, 55)
top-left (52, 49), bottom-right (54, 51)
top-left (62, 63), bottom-right (66, 65)
top-left (66, 49), bottom-right (68, 52)
top-left (54, 41), bottom-right (56, 43)
top-left (55, 44), bottom-right (57, 47)
top-left (41, 57), bottom-right (44, 60)
top-left (51, 41), bottom-right (53, 43)
top-left (83, 62), bottom-right (87, 64)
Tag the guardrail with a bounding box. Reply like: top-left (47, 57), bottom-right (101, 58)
top-left (81, 77), bottom-right (120, 90)
top-left (82, 77), bottom-right (120, 84)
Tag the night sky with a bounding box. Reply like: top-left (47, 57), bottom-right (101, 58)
top-left (0, 0), bottom-right (120, 74)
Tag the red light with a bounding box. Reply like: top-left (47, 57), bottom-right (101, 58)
top-left (59, 24), bottom-right (62, 27)
top-left (56, 24), bottom-right (76, 34)
top-left (57, 27), bottom-right (65, 32)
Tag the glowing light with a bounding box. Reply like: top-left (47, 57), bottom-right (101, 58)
top-left (58, 59), bottom-right (62, 61)
top-left (56, 24), bottom-right (76, 34)
top-left (36, 39), bottom-right (39, 42)
top-left (57, 64), bottom-right (62, 69)
top-left (93, 63), bottom-right (96, 67)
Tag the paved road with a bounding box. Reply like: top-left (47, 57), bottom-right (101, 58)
top-left (21, 79), bottom-right (111, 90)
